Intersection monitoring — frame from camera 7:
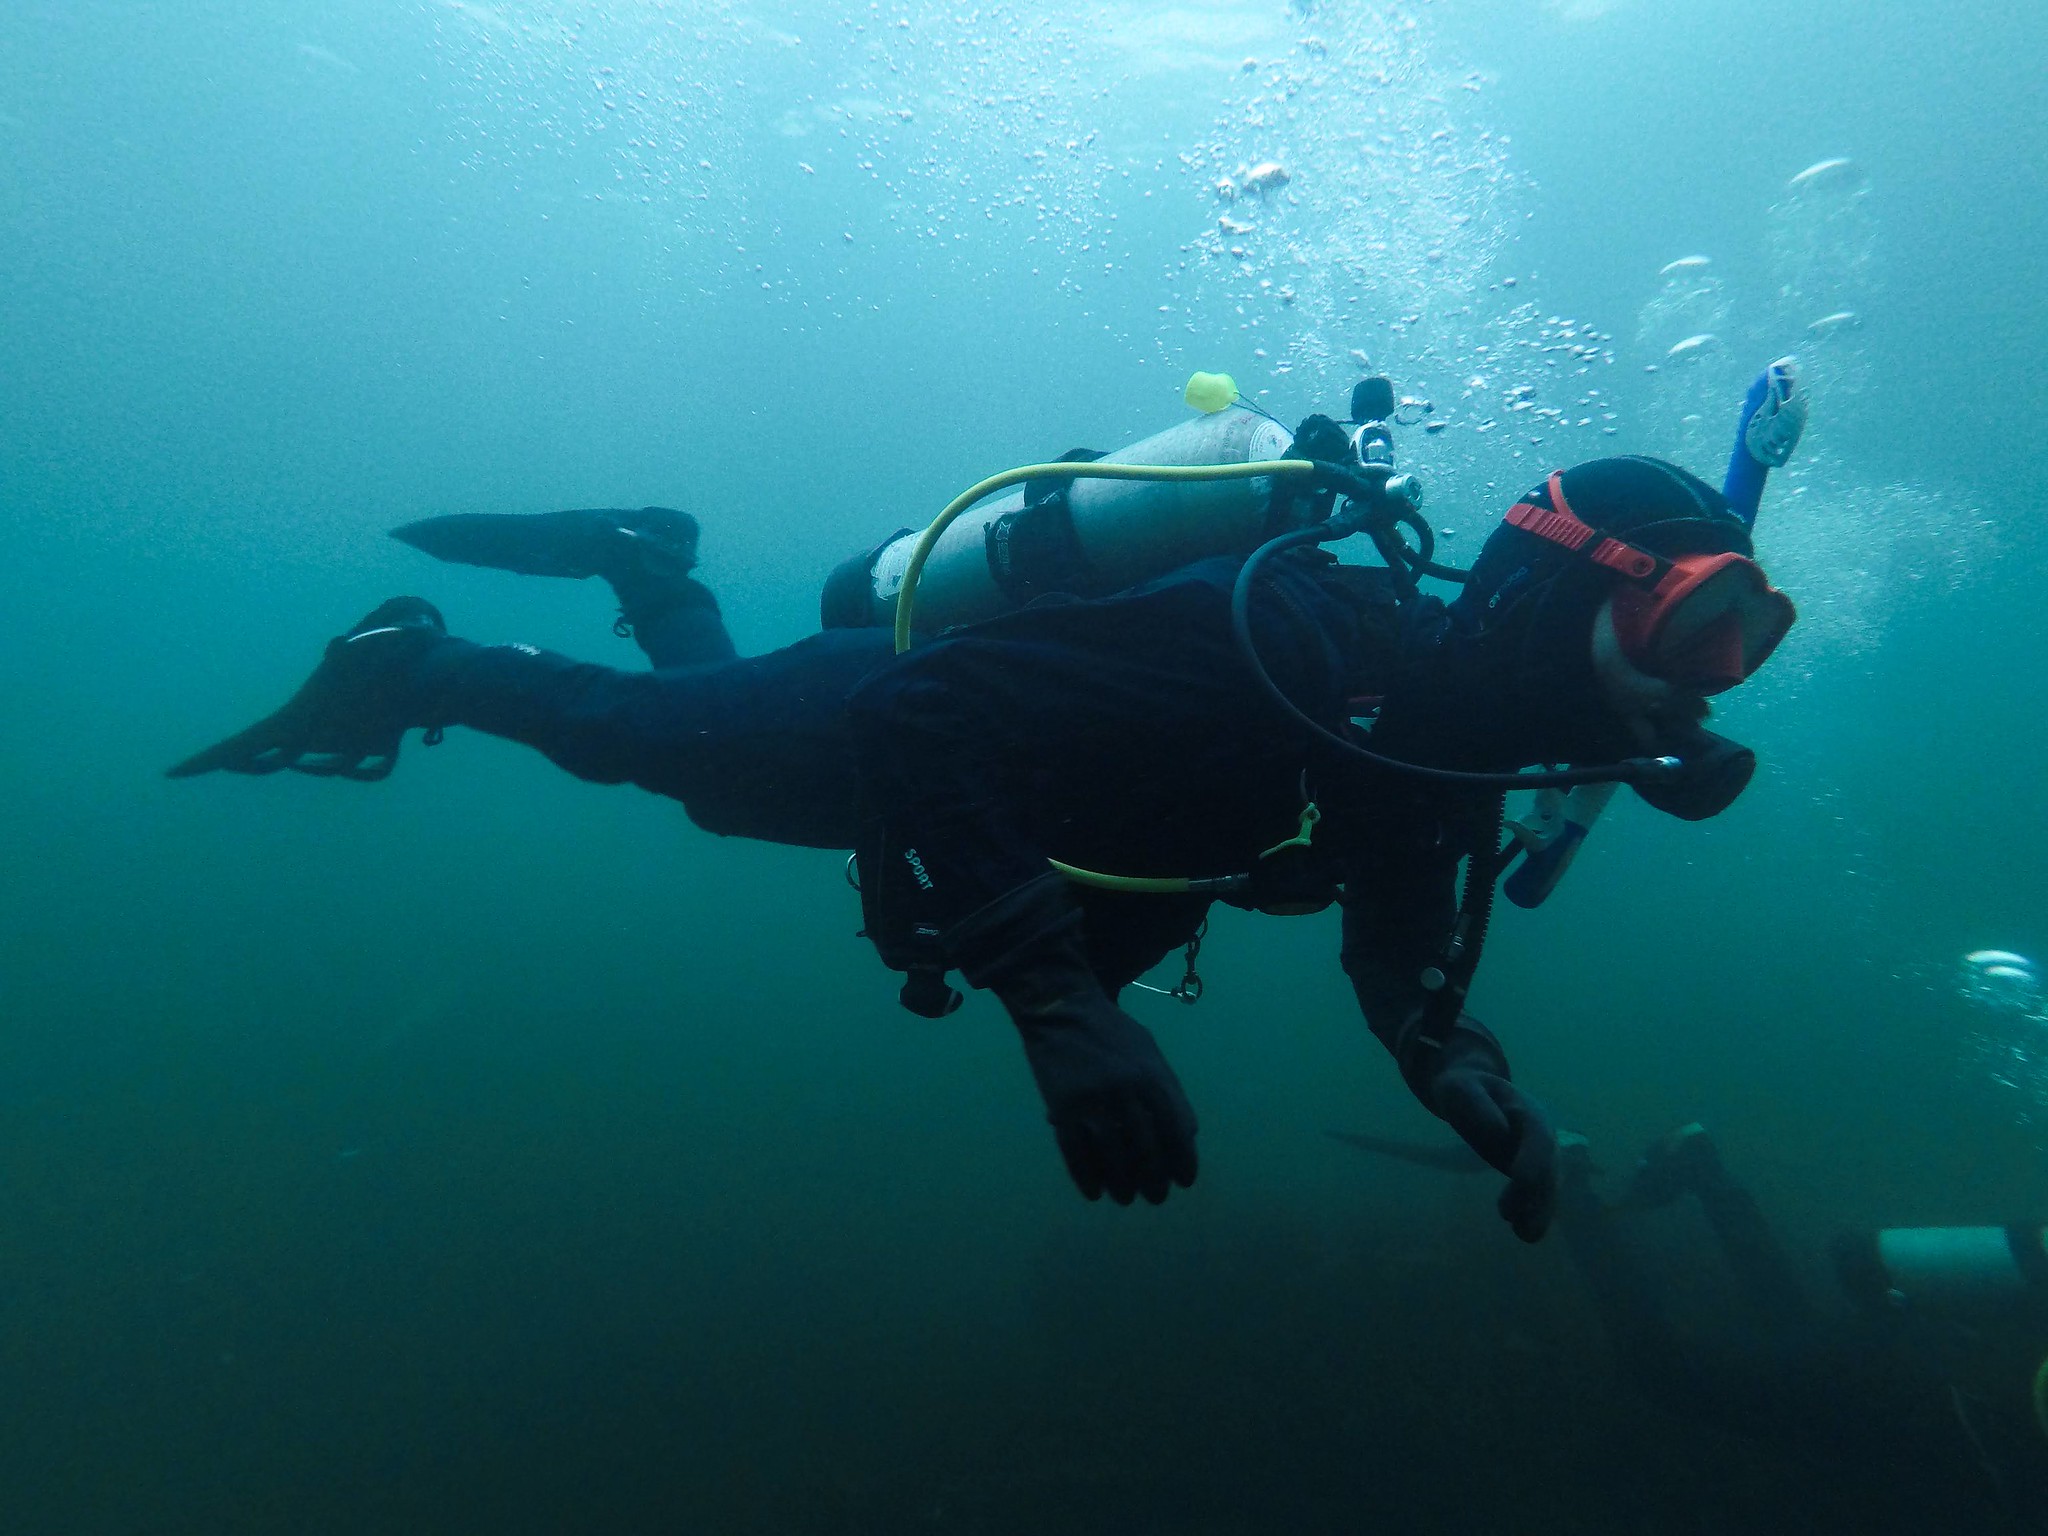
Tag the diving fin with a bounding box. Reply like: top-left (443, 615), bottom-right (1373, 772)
top-left (165, 597), bottom-right (448, 781)
top-left (390, 507), bottom-right (699, 582)
top-left (1326, 1129), bottom-right (1488, 1173)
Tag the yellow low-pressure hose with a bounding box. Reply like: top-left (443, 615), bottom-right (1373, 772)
top-left (891, 457), bottom-right (1318, 653)
top-left (1043, 861), bottom-right (1238, 894)
top-left (893, 455), bottom-right (1319, 895)
top-left (1043, 862), bottom-right (1181, 893)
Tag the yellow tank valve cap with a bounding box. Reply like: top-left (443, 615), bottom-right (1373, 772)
top-left (1184, 371), bottom-right (1240, 413)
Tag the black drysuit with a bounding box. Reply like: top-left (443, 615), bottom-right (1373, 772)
top-left (409, 552), bottom-right (1497, 1085)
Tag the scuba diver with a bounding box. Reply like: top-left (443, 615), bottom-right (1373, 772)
top-left (1336, 1123), bottom-right (2048, 1530)
top-left (167, 363), bottom-right (1806, 1238)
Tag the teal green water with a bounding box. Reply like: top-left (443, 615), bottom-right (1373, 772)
top-left (4, 1), bottom-right (2047, 1530)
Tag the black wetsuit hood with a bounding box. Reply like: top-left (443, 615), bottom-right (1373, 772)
top-left (1375, 456), bottom-right (1753, 773)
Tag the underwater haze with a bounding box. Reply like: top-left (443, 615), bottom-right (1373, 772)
top-left (5, 0), bottom-right (2048, 1531)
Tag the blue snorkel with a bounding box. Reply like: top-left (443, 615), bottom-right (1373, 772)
top-left (1722, 356), bottom-right (1806, 527)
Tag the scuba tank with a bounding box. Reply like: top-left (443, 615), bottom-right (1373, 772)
top-left (1833, 1225), bottom-right (2048, 1319)
top-left (819, 406), bottom-right (1297, 634)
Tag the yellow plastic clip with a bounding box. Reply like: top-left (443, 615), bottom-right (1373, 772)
top-left (1259, 801), bottom-right (1320, 860)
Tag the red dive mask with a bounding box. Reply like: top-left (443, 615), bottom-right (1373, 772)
top-left (1506, 471), bottom-right (1795, 695)
top-left (1608, 551), bottom-right (1795, 693)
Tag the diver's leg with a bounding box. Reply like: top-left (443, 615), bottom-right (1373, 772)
top-left (389, 506), bottom-right (739, 668)
top-left (1553, 1139), bottom-right (1699, 1406)
top-left (1697, 1179), bottom-right (1816, 1327)
top-left (1624, 1124), bottom-right (1815, 1327)
top-left (411, 632), bottom-right (881, 844)
top-left (617, 577), bottom-right (738, 669)
top-left (589, 509), bottom-right (738, 667)
top-left (168, 600), bottom-right (888, 849)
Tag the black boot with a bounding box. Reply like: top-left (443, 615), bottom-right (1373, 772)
top-left (166, 598), bottom-right (449, 781)
top-left (1618, 1122), bottom-right (1722, 1210)
top-left (948, 874), bottom-right (1200, 1206)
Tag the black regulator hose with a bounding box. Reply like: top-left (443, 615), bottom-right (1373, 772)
top-left (1228, 516), bottom-right (1685, 793)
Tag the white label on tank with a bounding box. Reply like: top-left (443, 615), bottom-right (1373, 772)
top-left (871, 533), bottom-right (913, 601)
top-left (1251, 418), bottom-right (1291, 460)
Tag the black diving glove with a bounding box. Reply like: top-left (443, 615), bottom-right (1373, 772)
top-left (1411, 1019), bottom-right (1558, 1242)
top-left (1011, 993), bottom-right (1200, 1206)
top-left (948, 873), bottom-right (1199, 1206)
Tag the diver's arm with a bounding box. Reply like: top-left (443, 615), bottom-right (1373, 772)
top-left (1340, 826), bottom-right (1558, 1242)
top-left (1336, 851), bottom-right (1518, 1140)
top-left (1721, 356), bottom-right (1806, 527)
top-left (1338, 834), bottom-right (1462, 1071)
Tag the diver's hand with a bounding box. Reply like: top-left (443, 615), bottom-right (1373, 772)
top-left (1430, 1068), bottom-right (1558, 1242)
top-left (1013, 1006), bottom-right (1199, 1206)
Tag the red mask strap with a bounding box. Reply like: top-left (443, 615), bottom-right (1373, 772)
top-left (1503, 473), bottom-right (1665, 585)
top-left (1546, 470), bottom-right (1576, 523)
